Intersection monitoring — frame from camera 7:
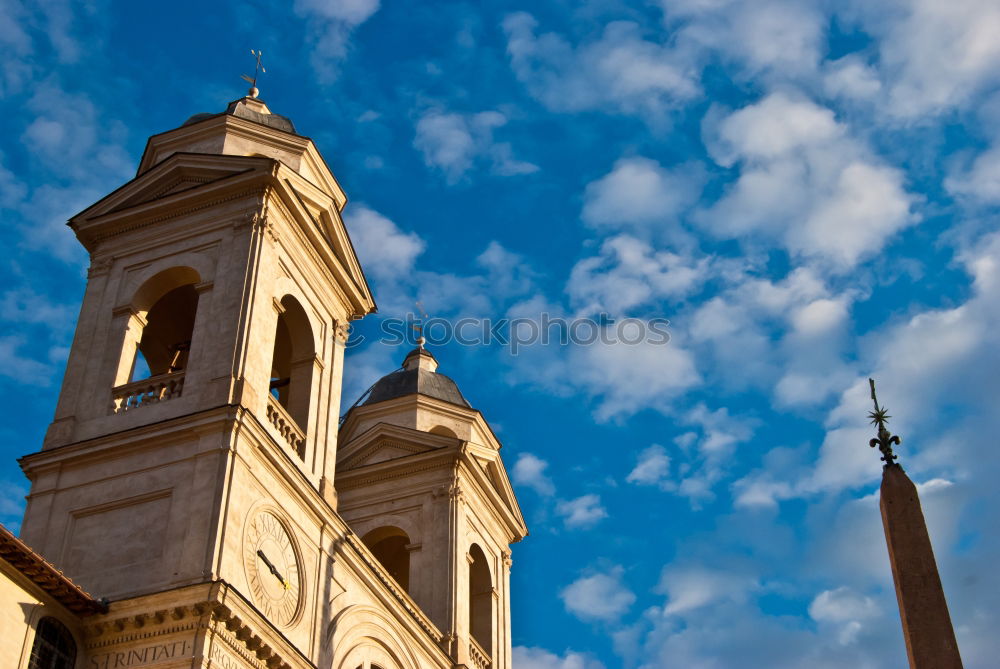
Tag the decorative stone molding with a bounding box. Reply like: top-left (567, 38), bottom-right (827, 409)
top-left (334, 321), bottom-right (351, 344)
top-left (92, 187), bottom-right (268, 244)
top-left (82, 595), bottom-right (299, 669)
top-left (439, 631), bottom-right (457, 656)
top-left (210, 603), bottom-right (293, 669)
top-left (88, 256), bottom-right (115, 278)
top-left (111, 371), bottom-right (185, 414)
top-left (246, 210), bottom-right (279, 243)
top-left (84, 603), bottom-right (204, 656)
top-left (469, 636), bottom-right (491, 669)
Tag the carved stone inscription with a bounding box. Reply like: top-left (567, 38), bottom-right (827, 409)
top-left (88, 639), bottom-right (193, 668)
top-left (210, 642), bottom-right (253, 669)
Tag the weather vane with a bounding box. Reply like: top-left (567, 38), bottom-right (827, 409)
top-left (413, 301), bottom-right (429, 348)
top-left (868, 378), bottom-right (901, 467)
top-left (241, 49), bottom-right (266, 98)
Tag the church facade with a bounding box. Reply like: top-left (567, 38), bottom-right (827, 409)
top-left (0, 94), bottom-right (527, 669)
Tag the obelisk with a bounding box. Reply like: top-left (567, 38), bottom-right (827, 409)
top-left (868, 379), bottom-right (963, 669)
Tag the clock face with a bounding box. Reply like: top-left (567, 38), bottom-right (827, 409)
top-left (243, 510), bottom-right (302, 626)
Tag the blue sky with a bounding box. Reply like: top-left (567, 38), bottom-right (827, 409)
top-left (2, 0), bottom-right (1000, 667)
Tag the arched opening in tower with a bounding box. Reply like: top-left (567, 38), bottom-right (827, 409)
top-left (269, 295), bottom-right (314, 433)
top-left (132, 284), bottom-right (198, 380)
top-left (469, 543), bottom-right (493, 658)
top-left (361, 526), bottom-right (411, 594)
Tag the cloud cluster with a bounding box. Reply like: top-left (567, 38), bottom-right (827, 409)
top-left (293, 0), bottom-right (381, 81)
top-left (413, 108), bottom-right (538, 183)
top-left (700, 92), bottom-right (917, 269)
top-left (503, 13), bottom-right (699, 121)
top-left (561, 567), bottom-right (636, 622)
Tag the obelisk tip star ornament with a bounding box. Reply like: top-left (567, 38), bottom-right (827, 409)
top-left (868, 378), bottom-right (902, 467)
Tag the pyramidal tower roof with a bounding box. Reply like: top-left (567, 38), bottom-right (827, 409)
top-left (182, 96), bottom-right (297, 134)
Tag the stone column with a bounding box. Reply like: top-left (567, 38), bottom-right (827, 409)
top-left (880, 464), bottom-right (963, 669)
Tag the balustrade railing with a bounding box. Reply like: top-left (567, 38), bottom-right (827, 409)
top-left (469, 637), bottom-right (491, 669)
top-left (111, 372), bottom-right (185, 413)
top-left (266, 395), bottom-right (306, 459)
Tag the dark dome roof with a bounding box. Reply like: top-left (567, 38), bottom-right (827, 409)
top-left (361, 367), bottom-right (470, 408)
top-left (182, 97), bottom-right (297, 134)
top-left (354, 347), bottom-right (471, 409)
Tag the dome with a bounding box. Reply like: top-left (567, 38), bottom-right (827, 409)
top-left (181, 97), bottom-right (297, 134)
top-left (355, 347), bottom-right (470, 409)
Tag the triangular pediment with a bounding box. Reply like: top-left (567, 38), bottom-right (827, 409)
top-left (341, 438), bottom-right (439, 470)
top-left (336, 422), bottom-right (461, 473)
top-left (73, 153), bottom-right (271, 223)
top-left (462, 445), bottom-right (521, 525)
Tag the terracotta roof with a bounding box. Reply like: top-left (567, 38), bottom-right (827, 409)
top-left (0, 523), bottom-right (106, 616)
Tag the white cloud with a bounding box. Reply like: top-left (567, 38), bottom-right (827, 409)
top-left (856, 0), bottom-right (1000, 117)
top-left (556, 494), bottom-right (608, 529)
top-left (809, 586), bottom-right (880, 645)
top-left (343, 204), bottom-right (425, 282)
top-left (341, 341), bottom-right (400, 410)
top-left (0, 287), bottom-right (76, 334)
top-left (655, 404), bottom-right (757, 507)
top-left (477, 241), bottom-right (539, 301)
top-left (0, 335), bottom-right (56, 384)
top-left (513, 453), bottom-right (556, 497)
top-left (700, 92), bottom-right (917, 269)
top-left (22, 80), bottom-right (131, 180)
top-left (823, 56), bottom-right (882, 101)
top-left (754, 231), bottom-right (1000, 504)
top-left (659, 565), bottom-right (757, 615)
top-left (809, 586), bottom-right (879, 623)
top-left (947, 143), bottom-right (1000, 204)
top-left (512, 646), bottom-right (605, 669)
top-left (293, 0), bottom-right (381, 81)
top-left (413, 109), bottom-right (537, 183)
top-left (732, 475), bottom-right (794, 510)
top-left (581, 157), bottom-right (703, 231)
top-left (568, 235), bottom-right (710, 314)
top-left (577, 337), bottom-right (701, 421)
top-left (684, 265), bottom-right (856, 407)
top-left (0, 154), bottom-right (26, 208)
top-left (503, 13), bottom-right (699, 121)
top-left (561, 567), bottom-right (636, 622)
top-left (626, 445), bottom-right (672, 488)
top-left (505, 318), bottom-right (701, 421)
top-left (660, 0), bottom-right (825, 79)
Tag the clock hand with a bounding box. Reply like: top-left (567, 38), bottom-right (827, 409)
top-left (256, 549), bottom-right (291, 589)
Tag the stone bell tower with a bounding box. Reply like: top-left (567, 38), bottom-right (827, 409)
top-left (16, 91), bottom-right (378, 663)
top-left (9, 84), bottom-right (528, 669)
top-left (336, 345), bottom-right (528, 669)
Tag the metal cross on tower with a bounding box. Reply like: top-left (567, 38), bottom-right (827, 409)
top-left (241, 49), bottom-right (266, 98)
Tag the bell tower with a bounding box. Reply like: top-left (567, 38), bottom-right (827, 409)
top-left (18, 93), bottom-right (374, 610)
top-left (336, 346), bottom-right (528, 669)
top-left (10, 86), bottom-right (528, 669)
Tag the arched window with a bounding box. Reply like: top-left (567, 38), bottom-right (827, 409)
top-left (362, 526), bottom-right (410, 593)
top-left (132, 284), bottom-right (198, 379)
top-left (265, 296), bottom-right (315, 458)
top-left (112, 267), bottom-right (201, 412)
top-left (28, 617), bottom-right (76, 669)
top-left (267, 296), bottom-right (314, 448)
top-left (469, 544), bottom-right (493, 658)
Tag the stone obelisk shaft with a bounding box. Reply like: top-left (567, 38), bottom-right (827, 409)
top-left (880, 464), bottom-right (963, 669)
